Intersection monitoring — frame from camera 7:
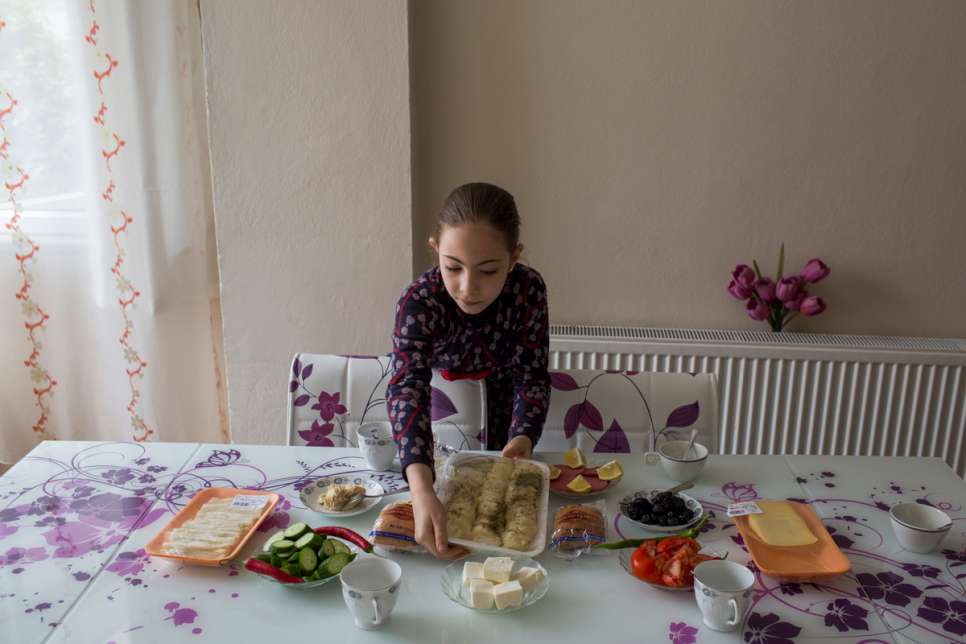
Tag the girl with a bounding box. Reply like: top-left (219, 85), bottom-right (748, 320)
top-left (387, 182), bottom-right (551, 559)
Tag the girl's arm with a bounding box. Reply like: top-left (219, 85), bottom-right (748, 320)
top-left (386, 283), bottom-right (437, 480)
top-left (508, 270), bottom-right (551, 452)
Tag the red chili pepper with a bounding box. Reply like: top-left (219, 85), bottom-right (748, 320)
top-left (313, 526), bottom-right (373, 553)
top-left (244, 558), bottom-right (304, 583)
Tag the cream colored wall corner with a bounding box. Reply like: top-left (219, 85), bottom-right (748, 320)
top-left (411, 0), bottom-right (966, 338)
top-left (200, 0), bottom-right (413, 445)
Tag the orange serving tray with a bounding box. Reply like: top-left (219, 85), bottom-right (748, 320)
top-left (734, 500), bottom-right (851, 582)
top-left (145, 487), bottom-right (279, 566)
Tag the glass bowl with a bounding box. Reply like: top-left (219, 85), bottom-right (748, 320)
top-left (440, 554), bottom-right (549, 613)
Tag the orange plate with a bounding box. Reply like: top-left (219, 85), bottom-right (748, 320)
top-left (145, 488), bottom-right (279, 566)
top-left (734, 500), bottom-right (851, 582)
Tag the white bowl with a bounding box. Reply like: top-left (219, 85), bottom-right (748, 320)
top-left (889, 503), bottom-right (951, 553)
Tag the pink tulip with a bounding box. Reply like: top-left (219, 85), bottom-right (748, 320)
top-left (802, 258), bottom-right (830, 283)
top-left (800, 296), bottom-right (826, 316)
top-left (731, 264), bottom-right (756, 288)
top-left (728, 280), bottom-right (753, 300)
top-left (746, 298), bottom-right (769, 321)
top-left (753, 278), bottom-right (777, 303)
top-left (776, 276), bottom-right (803, 303)
top-left (784, 291), bottom-right (806, 311)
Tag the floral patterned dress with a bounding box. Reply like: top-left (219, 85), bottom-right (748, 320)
top-left (387, 264), bottom-right (551, 475)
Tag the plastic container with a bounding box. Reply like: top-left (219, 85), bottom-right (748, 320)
top-left (145, 487), bottom-right (279, 566)
top-left (733, 500), bottom-right (850, 582)
top-left (437, 452), bottom-right (550, 558)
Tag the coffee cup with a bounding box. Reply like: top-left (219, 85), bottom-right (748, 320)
top-left (358, 422), bottom-right (396, 471)
top-left (340, 557), bottom-right (402, 630)
top-left (693, 560), bottom-right (755, 632)
top-left (644, 440), bottom-right (708, 482)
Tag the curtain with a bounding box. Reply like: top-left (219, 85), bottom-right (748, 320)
top-left (0, 0), bottom-right (228, 464)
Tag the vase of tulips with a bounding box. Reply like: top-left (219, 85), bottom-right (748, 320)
top-left (727, 244), bottom-right (829, 332)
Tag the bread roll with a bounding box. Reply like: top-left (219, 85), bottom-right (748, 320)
top-left (552, 504), bottom-right (605, 551)
top-left (371, 501), bottom-right (420, 550)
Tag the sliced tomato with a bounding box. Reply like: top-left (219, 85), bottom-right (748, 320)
top-left (630, 545), bottom-right (661, 582)
top-left (656, 536), bottom-right (699, 556)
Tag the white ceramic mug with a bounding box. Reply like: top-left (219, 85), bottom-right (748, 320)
top-left (693, 560), bottom-right (755, 632)
top-left (358, 422), bottom-right (396, 472)
top-left (644, 440), bottom-right (708, 482)
top-left (340, 557), bottom-right (402, 630)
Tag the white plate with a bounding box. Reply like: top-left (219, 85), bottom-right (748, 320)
top-left (440, 554), bottom-right (549, 613)
top-left (617, 547), bottom-right (692, 592)
top-left (618, 490), bottom-right (704, 533)
top-left (300, 476), bottom-right (384, 517)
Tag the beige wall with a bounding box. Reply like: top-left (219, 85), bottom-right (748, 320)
top-left (412, 0), bottom-right (966, 337)
top-left (201, 0), bottom-right (412, 444)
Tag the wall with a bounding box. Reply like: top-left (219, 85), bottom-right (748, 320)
top-left (411, 0), bottom-right (966, 338)
top-left (201, 0), bottom-right (412, 444)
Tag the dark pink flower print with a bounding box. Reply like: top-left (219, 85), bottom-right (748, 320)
top-left (942, 548), bottom-right (966, 563)
top-left (106, 549), bottom-right (148, 577)
top-left (855, 571), bottom-right (922, 607)
top-left (43, 520), bottom-right (125, 558)
top-left (163, 602), bottom-right (198, 627)
top-left (256, 497), bottom-right (291, 532)
top-left (669, 621), bottom-right (698, 644)
top-left (722, 482), bottom-right (759, 503)
top-left (0, 546), bottom-right (48, 566)
top-left (743, 613), bottom-right (801, 644)
top-left (0, 524), bottom-right (16, 540)
top-left (101, 468), bottom-right (136, 484)
top-left (297, 420), bottom-right (335, 447)
top-left (779, 583), bottom-right (803, 596)
top-left (824, 598), bottom-right (869, 632)
top-left (825, 526), bottom-right (854, 549)
top-left (917, 597), bottom-right (966, 637)
top-left (311, 391), bottom-right (347, 421)
top-left (69, 492), bottom-right (149, 522)
top-left (901, 563), bottom-right (942, 579)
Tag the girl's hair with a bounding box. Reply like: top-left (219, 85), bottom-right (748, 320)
top-left (436, 182), bottom-right (520, 251)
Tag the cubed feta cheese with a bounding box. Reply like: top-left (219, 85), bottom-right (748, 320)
top-left (492, 579), bottom-right (524, 610)
top-left (462, 561), bottom-right (485, 586)
top-left (482, 556), bottom-right (514, 583)
top-left (513, 566), bottom-right (544, 593)
top-left (468, 578), bottom-right (495, 609)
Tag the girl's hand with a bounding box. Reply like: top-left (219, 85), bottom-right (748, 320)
top-left (501, 435), bottom-right (533, 459)
top-left (406, 464), bottom-right (469, 560)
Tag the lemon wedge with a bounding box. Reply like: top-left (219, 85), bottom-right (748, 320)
top-left (548, 464), bottom-right (561, 480)
top-left (566, 474), bottom-right (593, 494)
top-left (563, 447), bottom-right (586, 469)
top-left (596, 460), bottom-right (623, 481)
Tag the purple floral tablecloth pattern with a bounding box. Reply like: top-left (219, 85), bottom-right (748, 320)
top-left (3, 444), bottom-right (964, 643)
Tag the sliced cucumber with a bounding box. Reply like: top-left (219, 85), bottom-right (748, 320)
top-left (262, 530), bottom-right (288, 553)
top-left (293, 533), bottom-right (316, 550)
top-left (320, 539), bottom-right (335, 557)
top-left (286, 551), bottom-right (300, 563)
top-left (270, 554), bottom-right (284, 568)
top-left (281, 562), bottom-right (300, 577)
top-left (254, 553), bottom-right (272, 563)
top-left (307, 533), bottom-right (324, 550)
top-left (330, 539), bottom-right (350, 555)
top-left (271, 539), bottom-right (295, 552)
top-left (283, 523), bottom-right (310, 540)
top-left (324, 553), bottom-right (351, 576)
top-left (299, 547), bottom-right (318, 574)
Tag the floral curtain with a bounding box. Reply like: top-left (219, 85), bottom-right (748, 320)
top-left (0, 0), bottom-right (227, 465)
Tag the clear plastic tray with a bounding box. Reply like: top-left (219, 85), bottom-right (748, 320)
top-left (437, 452), bottom-right (550, 558)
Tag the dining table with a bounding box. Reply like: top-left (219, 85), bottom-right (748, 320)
top-left (2, 441), bottom-right (964, 643)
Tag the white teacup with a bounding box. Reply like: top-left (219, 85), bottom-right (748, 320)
top-left (644, 440), bottom-right (708, 482)
top-left (890, 503), bottom-right (952, 553)
top-left (358, 422), bottom-right (396, 472)
top-left (340, 557), bottom-right (402, 630)
top-left (693, 560), bottom-right (755, 632)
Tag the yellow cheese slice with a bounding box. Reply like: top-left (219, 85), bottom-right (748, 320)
top-left (748, 500), bottom-right (817, 546)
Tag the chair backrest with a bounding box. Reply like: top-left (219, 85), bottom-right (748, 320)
top-left (538, 369), bottom-right (719, 455)
top-left (286, 353), bottom-right (486, 451)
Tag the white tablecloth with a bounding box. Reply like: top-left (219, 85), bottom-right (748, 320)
top-left (2, 442), bottom-right (964, 643)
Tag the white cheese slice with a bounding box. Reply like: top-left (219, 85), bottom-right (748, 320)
top-left (468, 578), bottom-right (495, 609)
top-left (482, 556), bottom-right (514, 583)
top-left (513, 566), bottom-right (544, 593)
top-left (492, 580), bottom-right (524, 610)
top-left (462, 561), bottom-right (485, 586)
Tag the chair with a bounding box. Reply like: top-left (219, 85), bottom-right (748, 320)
top-left (286, 353), bottom-right (486, 451)
top-left (539, 369), bottom-right (718, 455)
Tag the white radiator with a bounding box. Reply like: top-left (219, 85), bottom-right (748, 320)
top-left (549, 326), bottom-right (966, 477)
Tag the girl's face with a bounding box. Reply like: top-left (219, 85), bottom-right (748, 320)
top-left (430, 222), bottom-right (522, 315)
